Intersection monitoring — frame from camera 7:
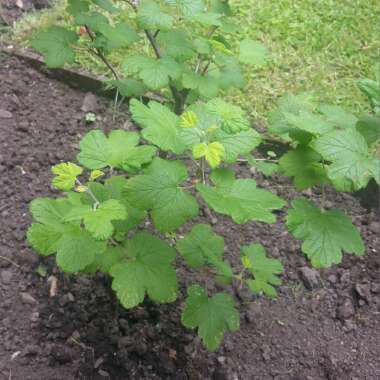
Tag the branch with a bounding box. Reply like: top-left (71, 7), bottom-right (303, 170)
top-left (144, 29), bottom-right (162, 58)
top-left (84, 25), bottom-right (120, 80)
top-left (123, 0), bottom-right (187, 114)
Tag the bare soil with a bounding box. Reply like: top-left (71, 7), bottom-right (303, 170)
top-left (1, 54), bottom-right (380, 380)
top-left (0, 0), bottom-right (50, 24)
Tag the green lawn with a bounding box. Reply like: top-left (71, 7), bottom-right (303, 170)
top-left (12, 0), bottom-right (379, 120)
top-left (229, 0), bottom-right (379, 117)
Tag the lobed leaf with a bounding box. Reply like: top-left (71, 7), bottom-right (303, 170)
top-left (286, 199), bottom-right (365, 268)
top-left (197, 168), bottom-right (286, 224)
top-left (110, 232), bottom-right (178, 308)
top-left (77, 129), bottom-right (156, 171)
top-left (241, 244), bottom-right (283, 297)
top-left (32, 26), bottom-right (78, 68)
top-left (130, 100), bottom-right (185, 154)
top-left (279, 146), bottom-right (328, 190)
top-left (181, 285), bottom-right (239, 351)
top-left (125, 158), bottom-right (199, 232)
top-left (311, 128), bottom-right (380, 190)
top-left (176, 224), bottom-right (233, 279)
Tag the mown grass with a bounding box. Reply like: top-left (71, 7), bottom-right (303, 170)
top-left (229, 0), bottom-right (379, 117)
top-left (11, 0), bottom-right (379, 120)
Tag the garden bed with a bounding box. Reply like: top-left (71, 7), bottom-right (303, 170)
top-left (0, 54), bottom-right (380, 380)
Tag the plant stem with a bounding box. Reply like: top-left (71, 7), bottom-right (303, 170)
top-left (84, 26), bottom-right (120, 80)
top-left (124, 0), bottom-right (187, 114)
top-left (200, 157), bottom-right (206, 184)
top-left (76, 179), bottom-right (100, 209)
top-left (113, 88), bottom-right (119, 121)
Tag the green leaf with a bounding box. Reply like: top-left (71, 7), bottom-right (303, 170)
top-left (176, 224), bottom-right (233, 279)
top-left (137, 0), bottom-right (173, 30)
top-left (241, 244), bottom-right (283, 298)
top-left (357, 78), bottom-right (380, 112)
top-left (206, 99), bottom-right (250, 133)
top-left (125, 158), bottom-right (199, 232)
top-left (157, 30), bottom-right (195, 60)
top-left (31, 26), bottom-right (78, 68)
top-left (268, 92), bottom-right (316, 140)
top-left (181, 285), bottom-right (239, 351)
top-left (192, 142), bottom-right (225, 168)
top-left (30, 198), bottom-right (73, 226)
top-left (191, 12), bottom-right (223, 26)
top-left (210, 0), bottom-right (232, 15)
top-left (121, 145), bottom-right (158, 172)
top-left (216, 129), bottom-right (262, 163)
top-left (110, 232), bottom-right (178, 308)
top-left (56, 226), bottom-right (106, 273)
top-left (182, 72), bottom-right (220, 99)
top-left (77, 129), bottom-right (109, 169)
top-left (98, 22), bottom-right (139, 49)
top-left (51, 162), bottom-right (83, 191)
top-left (317, 105), bottom-right (357, 130)
top-left (216, 56), bottom-right (245, 90)
top-left (286, 199), bottom-right (365, 268)
top-left (283, 109), bottom-right (335, 136)
top-left (66, 0), bottom-right (89, 16)
top-left (130, 99), bottom-right (185, 154)
top-left (27, 223), bottom-right (63, 256)
top-left (311, 129), bottom-right (380, 189)
top-left (165, 0), bottom-right (205, 17)
top-left (197, 168), bottom-right (286, 224)
top-left (239, 39), bottom-right (268, 66)
top-left (356, 115), bottom-right (380, 146)
top-left (90, 0), bottom-right (118, 13)
top-left (111, 79), bottom-right (147, 98)
top-left (104, 176), bottom-right (147, 234)
top-left (86, 246), bottom-right (124, 273)
top-left (77, 129), bottom-right (154, 171)
top-left (180, 110), bottom-right (199, 128)
top-left (124, 55), bottom-right (182, 90)
top-left (248, 158), bottom-right (279, 176)
top-left (74, 12), bottom-right (109, 31)
top-left (65, 199), bottom-right (127, 240)
top-left (279, 146), bottom-right (328, 190)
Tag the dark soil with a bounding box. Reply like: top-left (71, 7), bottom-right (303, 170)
top-left (0, 0), bottom-right (50, 24)
top-left (1, 54), bottom-right (380, 380)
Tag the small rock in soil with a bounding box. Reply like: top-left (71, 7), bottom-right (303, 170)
top-left (20, 292), bottom-right (38, 305)
top-left (337, 299), bottom-right (355, 321)
top-left (0, 109), bottom-right (12, 118)
top-left (23, 344), bottom-right (40, 356)
top-left (1, 270), bottom-right (13, 284)
top-left (299, 267), bottom-right (321, 290)
top-left (371, 283), bottom-right (380, 294)
top-left (50, 344), bottom-right (74, 364)
top-left (81, 92), bottom-right (99, 112)
top-left (369, 221), bottom-right (380, 234)
top-left (235, 286), bottom-right (252, 302)
top-left (355, 283), bottom-right (371, 303)
top-left (30, 312), bottom-right (39, 322)
top-left (343, 319), bottom-right (357, 332)
top-left (261, 344), bottom-right (271, 362)
top-left (245, 303), bottom-right (262, 323)
top-left (158, 352), bottom-right (176, 374)
top-left (18, 120), bottom-right (29, 132)
top-left (118, 336), bottom-right (132, 349)
top-left (327, 274), bottom-right (337, 284)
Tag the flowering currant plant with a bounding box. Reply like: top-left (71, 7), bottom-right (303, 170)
top-left (28, 0), bottom-right (379, 351)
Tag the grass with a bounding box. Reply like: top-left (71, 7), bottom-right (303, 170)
top-left (11, 0), bottom-right (379, 120)
top-left (229, 0), bottom-right (379, 117)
